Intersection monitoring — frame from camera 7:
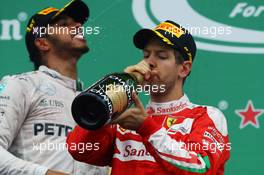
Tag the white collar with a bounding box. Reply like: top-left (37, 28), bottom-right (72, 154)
top-left (39, 66), bottom-right (82, 91)
top-left (146, 94), bottom-right (190, 115)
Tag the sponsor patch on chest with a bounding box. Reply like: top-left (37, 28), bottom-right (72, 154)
top-left (114, 139), bottom-right (155, 162)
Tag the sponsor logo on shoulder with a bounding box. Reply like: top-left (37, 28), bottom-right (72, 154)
top-left (204, 131), bottom-right (224, 152)
top-left (39, 99), bottom-right (64, 108)
top-left (0, 96), bottom-right (10, 100)
top-left (0, 95), bottom-right (10, 107)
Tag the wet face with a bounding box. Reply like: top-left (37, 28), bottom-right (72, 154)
top-left (142, 38), bottom-right (188, 96)
top-left (46, 15), bottom-right (89, 56)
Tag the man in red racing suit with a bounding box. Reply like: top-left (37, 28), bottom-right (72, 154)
top-left (67, 20), bottom-right (230, 175)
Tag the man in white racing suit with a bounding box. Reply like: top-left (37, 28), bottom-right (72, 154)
top-left (0, 0), bottom-right (108, 175)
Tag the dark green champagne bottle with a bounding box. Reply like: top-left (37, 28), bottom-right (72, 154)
top-left (71, 73), bottom-right (140, 130)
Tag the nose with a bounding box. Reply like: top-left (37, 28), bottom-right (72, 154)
top-left (145, 54), bottom-right (157, 70)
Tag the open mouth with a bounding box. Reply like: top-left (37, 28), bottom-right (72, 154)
top-left (73, 32), bottom-right (85, 40)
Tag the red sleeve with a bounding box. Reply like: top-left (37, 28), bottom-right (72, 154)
top-left (67, 125), bottom-right (116, 166)
top-left (137, 107), bottom-right (230, 174)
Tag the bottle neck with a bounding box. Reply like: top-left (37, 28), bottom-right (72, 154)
top-left (128, 72), bottom-right (144, 84)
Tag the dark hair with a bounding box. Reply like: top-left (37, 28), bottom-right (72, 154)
top-left (174, 50), bottom-right (191, 85)
top-left (174, 50), bottom-right (185, 64)
top-left (27, 29), bottom-right (52, 70)
top-left (25, 31), bottom-right (43, 70)
top-left (29, 45), bottom-right (42, 70)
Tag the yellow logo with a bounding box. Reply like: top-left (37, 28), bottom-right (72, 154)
top-left (38, 7), bottom-right (58, 15)
top-left (166, 117), bottom-right (177, 128)
top-left (183, 46), bottom-right (193, 61)
top-left (54, 0), bottom-right (75, 18)
top-left (153, 30), bottom-right (174, 46)
top-left (119, 126), bottom-right (126, 132)
top-left (26, 19), bottom-right (35, 33)
top-left (155, 22), bottom-right (185, 38)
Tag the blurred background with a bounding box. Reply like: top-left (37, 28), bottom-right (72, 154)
top-left (1, 0), bottom-right (263, 174)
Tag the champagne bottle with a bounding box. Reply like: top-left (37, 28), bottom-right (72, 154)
top-left (71, 72), bottom-right (142, 130)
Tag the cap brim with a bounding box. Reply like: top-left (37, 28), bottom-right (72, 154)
top-left (53, 0), bottom-right (89, 24)
top-left (133, 28), bottom-right (180, 51)
top-left (133, 29), bottom-right (158, 49)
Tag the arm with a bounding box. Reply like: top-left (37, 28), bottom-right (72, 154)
top-left (67, 124), bottom-right (116, 166)
top-left (0, 76), bottom-right (48, 175)
top-left (137, 107), bottom-right (230, 174)
top-left (67, 60), bottom-right (149, 167)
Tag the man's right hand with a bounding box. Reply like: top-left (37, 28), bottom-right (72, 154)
top-left (46, 170), bottom-right (70, 175)
top-left (124, 60), bottom-right (151, 83)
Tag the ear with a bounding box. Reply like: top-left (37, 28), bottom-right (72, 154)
top-left (34, 38), bottom-right (50, 52)
top-left (178, 61), bottom-right (192, 79)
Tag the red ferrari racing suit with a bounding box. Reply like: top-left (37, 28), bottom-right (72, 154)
top-left (67, 95), bottom-right (230, 175)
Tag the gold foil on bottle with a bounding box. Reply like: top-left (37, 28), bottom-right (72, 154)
top-left (105, 84), bottom-right (128, 113)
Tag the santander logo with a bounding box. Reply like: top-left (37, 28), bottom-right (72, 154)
top-left (114, 139), bottom-right (155, 162)
top-left (147, 102), bottom-right (187, 115)
top-left (157, 103), bottom-right (188, 114)
top-left (123, 145), bottom-right (151, 157)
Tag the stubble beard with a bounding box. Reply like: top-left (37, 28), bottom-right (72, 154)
top-left (149, 78), bottom-right (176, 97)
